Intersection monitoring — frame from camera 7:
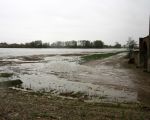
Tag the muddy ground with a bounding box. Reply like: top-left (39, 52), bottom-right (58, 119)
top-left (83, 53), bottom-right (150, 105)
top-left (0, 88), bottom-right (150, 120)
top-left (0, 53), bottom-right (150, 120)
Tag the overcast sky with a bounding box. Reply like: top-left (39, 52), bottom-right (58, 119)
top-left (0, 0), bottom-right (150, 45)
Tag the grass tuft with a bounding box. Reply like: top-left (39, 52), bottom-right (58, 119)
top-left (0, 73), bottom-right (13, 77)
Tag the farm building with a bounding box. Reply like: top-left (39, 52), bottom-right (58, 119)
top-left (139, 35), bottom-right (150, 72)
top-left (129, 18), bottom-right (150, 72)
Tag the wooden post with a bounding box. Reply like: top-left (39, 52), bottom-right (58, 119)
top-left (148, 16), bottom-right (150, 72)
top-left (139, 38), bottom-right (144, 67)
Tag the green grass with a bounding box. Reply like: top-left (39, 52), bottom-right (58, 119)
top-left (0, 73), bottom-right (13, 77)
top-left (81, 51), bottom-right (125, 63)
top-left (59, 91), bottom-right (86, 98)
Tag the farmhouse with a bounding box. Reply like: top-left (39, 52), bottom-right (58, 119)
top-left (139, 35), bottom-right (150, 72)
top-left (130, 18), bottom-right (150, 72)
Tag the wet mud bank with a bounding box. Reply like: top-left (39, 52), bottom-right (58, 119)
top-left (0, 79), bottom-right (22, 87)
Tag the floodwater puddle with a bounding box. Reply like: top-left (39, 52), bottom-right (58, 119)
top-left (0, 53), bottom-right (139, 103)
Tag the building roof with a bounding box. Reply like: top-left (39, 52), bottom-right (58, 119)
top-left (142, 35), bottom-right (149, 39)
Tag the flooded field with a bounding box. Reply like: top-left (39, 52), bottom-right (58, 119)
top-left (0, 48), bottom-right (150, 104)
top-left (0, 48), bottom-right (124, 58)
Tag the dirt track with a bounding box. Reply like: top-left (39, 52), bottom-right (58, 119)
top-left (83, 53), bottom-right (150, 105)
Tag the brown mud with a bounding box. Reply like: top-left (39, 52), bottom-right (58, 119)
top-left (83, 53), bottom-right (150, 105)
top-left (0, 88), bottom-right (150, 120)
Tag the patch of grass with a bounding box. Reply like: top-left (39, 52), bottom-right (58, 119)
top-left (21, 56), bottom-right (43, 61)
top-left (81, 51), bottom-right (125, 63)
top-left (0, 73), bottom-right (13, 77)
top-left (99, 95), bottom-right (108, 99)
top-left (30, 91), bottom-right (44, 96)
top-left (31, 112), bottom-right (50, 118)
top-left (59, 91), bottom-right (86, 98)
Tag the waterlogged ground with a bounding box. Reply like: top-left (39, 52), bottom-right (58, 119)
top-left (0, 48), bottom-right (124, 58)
top-left (0, 48), bottom-right (150, 105)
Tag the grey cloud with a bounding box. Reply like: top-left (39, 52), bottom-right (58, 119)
top-left (0, 0), bottom-right (150, 45)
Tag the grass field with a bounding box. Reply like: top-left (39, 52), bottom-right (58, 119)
top-left (81, 51), bottom-right (126, 63)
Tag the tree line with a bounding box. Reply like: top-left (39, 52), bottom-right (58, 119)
top-left (0, 40), bottom-right (122, 48)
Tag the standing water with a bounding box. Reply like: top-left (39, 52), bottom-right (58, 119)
top-left (0, 48), bottom-right (142, 103)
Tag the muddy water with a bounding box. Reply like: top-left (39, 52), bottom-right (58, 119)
top-left (0, 48), bottom-right (125, 58)
top-left (0, 50), bottom-right (149, 104)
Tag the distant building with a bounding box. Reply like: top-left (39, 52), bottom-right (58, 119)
top-left (139, 35), bottom-right (150, 72)
top-left (130, 17), bottom-right (150, 72)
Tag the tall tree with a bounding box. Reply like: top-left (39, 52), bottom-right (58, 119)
top-left (114, 42), bottom-right (121, 48)
top-left (93, 40), bottom-right (104, 48)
